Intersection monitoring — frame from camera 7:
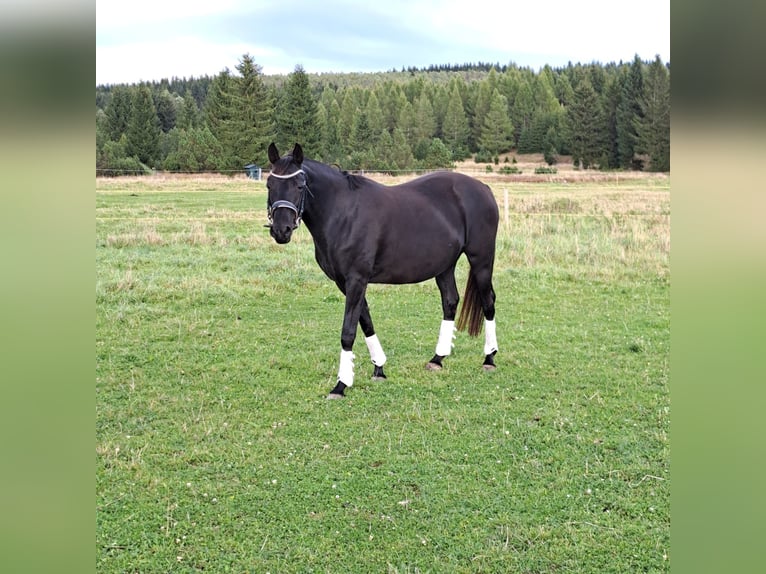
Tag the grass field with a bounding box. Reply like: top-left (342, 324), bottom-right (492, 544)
top-left (96, 172), bottom-right (669, 573)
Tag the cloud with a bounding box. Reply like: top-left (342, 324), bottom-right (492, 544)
top-left (96, 0), bottom-right (669, 84)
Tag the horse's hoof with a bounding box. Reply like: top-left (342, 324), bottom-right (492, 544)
top-left (426, 362), bottom-right (443, 371)
top-left (326, 393), bottom-right (345, 400)
top-left (482, 364), bottom-right (497, 371)
top-left (372, 365), bottom-right (386, 381)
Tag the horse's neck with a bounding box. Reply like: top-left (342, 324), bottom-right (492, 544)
top-left (302, 164), bottom-right (339, 237)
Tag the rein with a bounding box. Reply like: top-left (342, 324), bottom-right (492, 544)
top-left (266, 169), bottom-right (311, 229)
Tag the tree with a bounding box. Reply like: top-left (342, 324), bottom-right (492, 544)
top-left (510, 79), bottom-right (534, 149)
top-left (97, 134), bottom-right (147, 175)
top-left (104, 85), bottom-right (132, 141)
top-left (154, 89), bottom-right (177, 133)
top-left (471, 79), bottom-right (493, 150)
top-left (418, 138), bottom-right (453, 169)
top-left (351, 108), bottom-right (373, 153)
top-left (616, 55), bottom-right (645, 169)
top-left (177, 95), bottom-right (199, 130)
top-left (126, 85), bottom-right (160, 166)
top-left (364, 91), bottom-right (385, 145)
top-left (337, 87), bottom-right (361, 155)
top-left (389, 127), bottom-right (415, 170)
top-left (412, 92), bottom-right (436, 145)
top-left (164, 127), bottom-right (225, 172)
top-left (636, 56), bottom-right (670, 171)
top-left (96, 108), bottom-right (108, 156)
top-left (318, 97), bottom-right (343, 163)
top-left (205, 69), bottom-right (238, 166)
top-left (567, 77), bottom-right (605, 169)
top-left (231, 54), bottom-right (275, 167)
top-left (275, 65), bottom-right (320, 157)
top-left (441, 83), bottom-right (469, 159)
top-left (601, 75), bottom-right (623, 169)
top-left (478, 89), bottom-right (513, 156)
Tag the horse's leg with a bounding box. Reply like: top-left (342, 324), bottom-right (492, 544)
top-left (359, 297), bottom-right (387, 380)
top-left (473, 264), bottom-right (499, 370)
top-left (328, 276), bottom-right (368, 399)
top-left (427, 266), bottom-right (460, 370)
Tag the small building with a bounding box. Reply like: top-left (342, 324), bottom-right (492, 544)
top-left (244, 164), bottom-right (262, 180)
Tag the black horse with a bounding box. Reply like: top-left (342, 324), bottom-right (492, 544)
top-left (266, 143), bottom-right (499, 398)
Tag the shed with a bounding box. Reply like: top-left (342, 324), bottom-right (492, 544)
top-left (244, 164), bottom-right (262, 180)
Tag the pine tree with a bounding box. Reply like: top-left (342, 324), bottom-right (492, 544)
top-left (510, 79), bottom-right (534, 149)
top-left (567, 77), bottom-right (605, 169)
top-left (319, 97), bottom-right (343, 163)
top-left (478, 89), bottom-right (513, 156)
top-left (154, 89), bottom-right (177, 133)
top-left (397, 99), bottom-right (417, 149)
top-left (337, 88), bottom-right (361, 155)
top-left (364, 91), bottom-right (384, 145)
top-left (636, 56), bottom-right (670, 171)
top-left (231, 54), bottom-right (275, 167)
top-left (178, 95), bottom-right (199, 130)
top-left (602, 75), bottom-right (623, 169)
top-left (104, 85), bottom-right (133, 142)
top-left (390, 127), bottom-right (415, 171)
top-left (204, 69), bottom-right (237, 167)
top-left (275, 65), bottom-right (320, 156)
top-left (442, 83), bottom-right (469, 159)
top-left (351, 109), bottom-right (373, 152)
top-left (616, 55), bottom-right (645, 169)
top-left (164, 127), bottom-right (224, 172)
top-left (471, 80), bottom-right (493, 150)
top-left (126, 85), bottom-right (160, 166)
top-left (412, 93), bottom-right (436, 145)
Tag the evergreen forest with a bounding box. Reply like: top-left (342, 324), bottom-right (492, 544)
top-left (95, 55), bottom-right (670, 175)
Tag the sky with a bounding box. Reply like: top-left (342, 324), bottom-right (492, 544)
top-left (96, 0), bottom-right (670, 86)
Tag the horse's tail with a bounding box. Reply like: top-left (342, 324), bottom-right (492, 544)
top-left (456, 272), bottom-right (484, 337)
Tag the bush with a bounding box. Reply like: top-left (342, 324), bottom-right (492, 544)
top-left (97, 137), bottom-right (151, 176)
top-left (543, 146), bottom-right (558, 166)
top-left (474, 149), bottom-right (493, 164)
top-left (499, 166), bottom-right (521, 174)
top-left (534, 166), bottom-right (558, 174)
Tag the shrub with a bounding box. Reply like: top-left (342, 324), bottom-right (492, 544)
top-left (474, 149), bottom-right (493, 164)
top-left (534, 166), bottom-right (558, 174)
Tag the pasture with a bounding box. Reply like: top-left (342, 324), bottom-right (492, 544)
top-left (96, 172), bottom-right (669, 572)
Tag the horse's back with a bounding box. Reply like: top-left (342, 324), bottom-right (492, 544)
top-left (402, 171), bottom-right (498, 229)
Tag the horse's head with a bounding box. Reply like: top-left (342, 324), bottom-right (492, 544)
top-left (266, 142), bottom-right (308, 244)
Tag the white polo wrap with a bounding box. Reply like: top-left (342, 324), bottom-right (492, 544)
top-left (484, 319), bottom-right (498, 355)
top-left (365, 334), bottom-right (387, 367)
top-left (435, 320), bottom-right (456, 356)
top-left (337, 350), bottom-right (355, 387)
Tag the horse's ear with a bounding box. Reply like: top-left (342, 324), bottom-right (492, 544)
top-left (292, 143), bottom-right (303, 165)
top-left (268, 142), bottom-right (280, 164)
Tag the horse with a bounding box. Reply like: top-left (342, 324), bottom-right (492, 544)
top-left (266, 143), bottom-right (499, 399)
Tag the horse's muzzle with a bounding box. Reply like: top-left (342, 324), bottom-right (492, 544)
top-left (270, 223), bottom-right (294, 244)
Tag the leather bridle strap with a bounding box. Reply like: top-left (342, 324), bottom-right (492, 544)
top-left (267, 169), bottom-right (309, 228)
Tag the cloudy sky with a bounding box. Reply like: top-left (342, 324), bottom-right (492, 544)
top-left (96, 0), bottom-right (669, 85)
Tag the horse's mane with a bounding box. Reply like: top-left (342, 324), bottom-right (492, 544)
top-left (307, 159), bottom-right (370, 191)
top-left (342, 171), bottom-right (368, 190)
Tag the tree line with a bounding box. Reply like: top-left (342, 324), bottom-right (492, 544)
top-left (96, 54), bottom-right (669, 175)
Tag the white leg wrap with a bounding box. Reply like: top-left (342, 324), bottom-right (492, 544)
top-left (484, 319), bottom-right (498, 355)
top-left (338, 350), bottom-right (355, 387)
top-left (435, 320), bottom-right (456, 356)
top-left (365, 334), bottom-right (387, 367)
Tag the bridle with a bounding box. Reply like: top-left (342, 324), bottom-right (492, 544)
top-left (266, 168), bottom-right (311, 229)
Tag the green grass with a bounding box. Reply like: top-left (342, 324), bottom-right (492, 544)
top-left (97, 176), bottom-right (669, 572)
